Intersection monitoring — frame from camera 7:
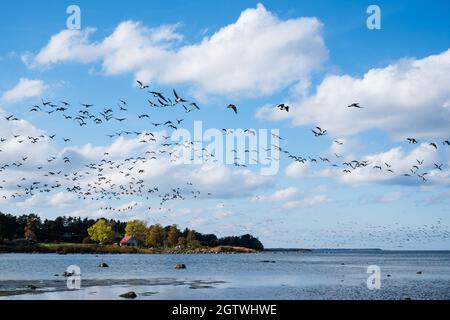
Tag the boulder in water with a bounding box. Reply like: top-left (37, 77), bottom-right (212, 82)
top-left (120, 291), bottom-right (137, 299)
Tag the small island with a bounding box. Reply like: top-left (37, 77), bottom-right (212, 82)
top-left (0, 212), bottom-right (263, 254)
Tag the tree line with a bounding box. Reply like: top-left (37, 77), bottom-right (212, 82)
top-left (0, 212), bottom-right (264, 250)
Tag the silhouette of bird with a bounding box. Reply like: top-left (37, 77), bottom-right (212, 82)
top-left (429, 142), bottom-right (438, 149)
top-left (227, 104), bottom-right (237, 114)
top-left (136, 80), bottom-right (149, 89)
top-left (347, 103), bottom-right (363, 109)
top-left (312, 127), bottom-right (327, 136)
top-left (277, 104), bottom-right (290, 112)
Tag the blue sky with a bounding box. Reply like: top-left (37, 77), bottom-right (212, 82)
top-left (0, 1), bottom-right (450, 249)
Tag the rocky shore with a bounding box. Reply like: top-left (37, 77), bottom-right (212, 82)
top-left (0, 243), bottom-right (258, 254)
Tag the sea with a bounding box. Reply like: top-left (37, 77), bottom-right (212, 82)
top-left (0, 250), bottom-right (449, 300)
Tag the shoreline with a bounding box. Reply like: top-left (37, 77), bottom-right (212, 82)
top-left (0, 243), bottom-right (258, 254)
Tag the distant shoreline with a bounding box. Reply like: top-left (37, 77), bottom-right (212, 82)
top-left (0, 243), bottom-right (258, 254)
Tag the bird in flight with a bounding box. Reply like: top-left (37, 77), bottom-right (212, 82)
top-left (407, 138), bottom-right (418, 144)
top-left (136, 80), bottom-right (149, 89)
top-left (312, 126), bottom-right (327, 137)
top-left (347, 103), bottom-right (363, 109)
top-left (429, 142), bottom-right (438, 149)
top-left (173, 89), bottom-right (187, 104)
top-left (277, 103), bottom-right (290, 112)
top-left (227, 104), bottom-right (238, 114)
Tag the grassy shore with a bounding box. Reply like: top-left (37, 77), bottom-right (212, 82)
top-left (0, 243), bottom-right (258, 254)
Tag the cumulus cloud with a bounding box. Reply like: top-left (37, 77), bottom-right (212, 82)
top-left (19, 192), bottom-right (77, 208)
top-left (252, 186), bottom-right (329, 210)
top-left (253, 187), bottom-right (302, 202)
top-left (282, 195), bottom-right (329, 209)
top-left (24, 4), bottom-right (327, 98)
top-left (1, 78), bottom-right (48, 104)
top-left (0, 107), bottom-right (275, 214)
top-left (311, 143), bottom-right (449, 186)
top-left (258, 49), bottom-right (450, 139)
top-left (285, 161), bottom-right (309, 178)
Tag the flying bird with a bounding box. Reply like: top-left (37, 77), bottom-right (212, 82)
top-left (136, 80), bottom-right (149, 89)
top-left (347, 103), bottom-right (363, 109)
top-left (227, 104), bottom-right (238, 114)
top-left (277, 104), bottom-right (290, 112)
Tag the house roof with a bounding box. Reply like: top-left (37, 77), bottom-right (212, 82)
top-left (120, 235), bottom-right (133, 244)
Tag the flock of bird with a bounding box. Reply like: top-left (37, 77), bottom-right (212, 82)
top-left (262, 218), bottom-right (450, 249)
top-left (0, 80), bottom-right (449, 246)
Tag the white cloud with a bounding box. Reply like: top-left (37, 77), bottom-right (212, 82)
top-left (254, 187), bottom-right (302, 202)
top-left (282, 194), bottom-right (329, 209)
top-left (252, 186), bottom-right (329, 209)
top-left (1, 111), bottom-right (275, 211)
top-left (1, 78), bottom-right (48, 104)
top-left (302, 195), bottom-right (329, 206)
top-left (258, 49), bottom-right (450, 139)
top-left (19, 192), bottom-right (77, 208)
top-left (312, 143), bottom-right (447, 186)
top-left (285, 161), bottom-right (309, 178)
top-left (24, 4), bottom-right (327, 98)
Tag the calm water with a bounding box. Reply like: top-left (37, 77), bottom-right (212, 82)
top-left (0, 251), bottom-right (449, 300)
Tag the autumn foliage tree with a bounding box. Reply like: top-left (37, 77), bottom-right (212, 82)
top-left (166, 225), bottom-right (181, 247)
top-left (124, 220), bottom-right (147, 242)
top-left (87, 219), bottom-right (115, 244)
top-left (145, 224), bottom-right (165, 247)
top-left (24, 216), bottom-right (38, 241)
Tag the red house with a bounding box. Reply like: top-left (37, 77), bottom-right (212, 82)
top-left (119, 236), bottom-right (141, 247)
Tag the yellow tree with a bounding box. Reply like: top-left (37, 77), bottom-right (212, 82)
top-left (87, 219), bottom-right (115, 244)
top-left (125, 220), bottom-right (147, 242)
top-left (167, 225), bottom-right (181, 247)
top-left (145, 224), bottom-right (165, 248)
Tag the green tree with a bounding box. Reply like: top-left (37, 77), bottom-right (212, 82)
top-left (87, 219), bottom-right (115, 244)
top-left (145, 224), bottom-right (165, 247)
top-left (124, 220), bottom-right (147, 242)
top-left (167, 225), bottom-right (181, 247)
top-left (0, 213), bottom-right (19, 240)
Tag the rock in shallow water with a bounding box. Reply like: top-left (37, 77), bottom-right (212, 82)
top-left (120, 291), bottom-right (137, 299)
